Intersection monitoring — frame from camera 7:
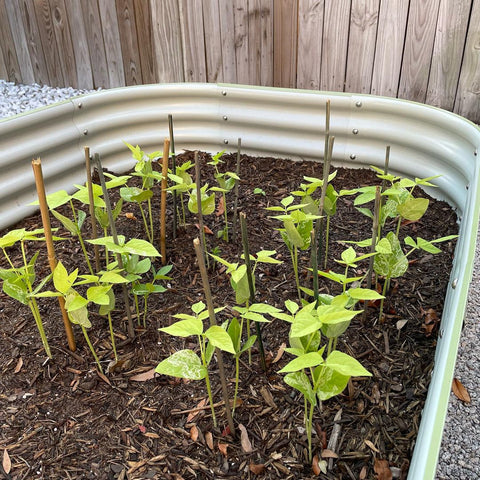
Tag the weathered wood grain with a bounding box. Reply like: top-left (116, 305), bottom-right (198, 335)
top-left (398, 0), bottom-right (441, 102)
top-left (203, 0), bottom-right (223, 82)
top-left (4, 0), bottom-right (35, 84)
top-left (179, 0), bottom-right (206, 82)
top-left (273, 0), bottom-right (297, 88)
top-left (81, 0), bottom-right (109, 88)
top-left (427, 0), bottom-right (471, 110)
top-left (134, 0), bottom-right (156, 84)
top-left (64, 0), bottom-right (94, 89)
top-left (345, 0), bottom-right (380, 94)
top-left (454, 0), bottom-right (480, 123)
top-left (0, 0), bottom-right (22, 83)
top-left (50, 0), bottom-right (77, 87)
top-left (18, 0), bottom-right (49, 84)
top-left (370, 0), bottom-right (409, 97)
top-left (33, 0), bottom-right (64, 85)
top-left (150, 0), bottom-right (184, 83)
top-left (0, 37), bottom-right (7, 80)
top-left (247, 0), bottom-right (262, 85)
top-left (259, 0), bottom-right (273, 86)
top-left (297, 0), bottom-right (324, 90)
top-left (218, 0), bottom-right (237, 83)
top-left (233, 0), bottom-right (249, 84)
top-left (112, 0), bottom-right (139, 86)
top-left (320, 0), bottom-right (350, 92)
top-left (98, 1), bottom-right (125, 88)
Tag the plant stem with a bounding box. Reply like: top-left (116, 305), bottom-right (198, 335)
top-left (232, 138), bottom-right (242, 238)
top-left (81, 325), bottom-right (103, 373)
top-left (307, 401), bottom-right (315, 462)
top-left (240, 212), bottom-right (267, 372)
top-left (194, 151), bottom-right (209, 268)
top-left (168, 114), bottom-right (178, 239)
top-left (193, 237), bottom-right (235, 436)
top-left (28, 299), bottom-right (52, 358)
top-left (233, 356), bottom-right (240, 416)
top-left (69, 200), bottom-right (94, 276)
top-left (160, 138), bottom-right (170, 264)
top-left (94, 154), bottom-right (135, 339)
top-left (107, 312), bottom-right (117, 361)
top-left (31, 158), bottom-right (76, 351)
top-left (200, 337), bottom-right (217, 427)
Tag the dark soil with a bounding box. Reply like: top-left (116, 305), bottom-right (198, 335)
top-left (0, 151), bottom-right (458, 480)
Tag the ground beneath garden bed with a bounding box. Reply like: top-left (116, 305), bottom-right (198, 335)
top-left (0, 151), bottom-right (458, 480)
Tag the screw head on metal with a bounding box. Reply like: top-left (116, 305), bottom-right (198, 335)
top-left (222, 90), bottom-right (227, 96)
top-left (83, 129), bottom-right (88, 135)
top-left (355, 101), bottom-right (362, 107)
top-left (452, 278), bottom-right (458, 289)
top-left (223, 139), bottom-right (229, 144)
top-left (352, 128), bottom-right (359, 135)
top-left (223, 115), bottom-right (228, 121)
top-left (350, 154), bottom-right (356, 160)
top-left (77, 102), bottom-right (82, 109)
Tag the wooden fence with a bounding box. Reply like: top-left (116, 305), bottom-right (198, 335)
top-left (1, 0), bottom-right (479, 123)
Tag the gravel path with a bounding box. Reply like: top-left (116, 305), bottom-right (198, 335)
top-left (0, 79), bottom-right (478, 479)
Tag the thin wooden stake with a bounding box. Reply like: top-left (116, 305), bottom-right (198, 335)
top-left (94, 153), bottom-right (135, 339)
top-left (240, 212), bottom-right (267, 372)
top-left (168, 115), bottom-right (177, 239)
top-left (194, 151), bottom-right (208, 267)
top-left (160, 138), bottom-right (170, 264)
top-left (32, 158), bottom-right (76, 352)
top-left (193, 237), bottom-right (235, 436)
top-left (84, 146), bottom-right (100, 272)
top-left (231, 138), bottom-right (242, 238)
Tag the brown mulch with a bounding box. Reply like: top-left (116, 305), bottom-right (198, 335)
top-left (0, 151), bottom-right (458, 480)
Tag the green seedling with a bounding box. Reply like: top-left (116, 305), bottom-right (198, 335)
top-left (155, 301), bottom-right (234, 427)
top-left (0, 228), bottom-right (60, 358)
top-left (253, 187), bottom-right (266, 196)
top-left (208, 150), bottom-right (240, 241)
top-left (168, 160), bottom-right (194, 227)
top-left (267, 195), bottom-right (321, 300)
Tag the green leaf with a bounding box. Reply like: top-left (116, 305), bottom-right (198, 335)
top-left (51, 210), bottom-right (78, 235)
top-left (53, 261), bottom-right (77, 295)
top-left (192, 301), bottom-right (206, 315)
top-left (227, 317), bottom-right (241, 352)
top-left (87, 285), bottom-right (112, 305)
top-left (30, 190), bottom-right (71, 209)
top-left (65, 291), bottom-right (88, 312)
top-left (98, 271), bottom-right (129, 284)
top-left (160, 318), bottom-right (204, 337)
top-left (239, 334), bottom-right (257, 354)
top-left (290, 310), bottom-right (321, 338)
top-left (68, 305), bottom-right (91, 328)
top-left (347, 288), bottom-right (384, 300)
top-left (374, 232), bottom-right (408, 279)
top-left (3, 278), bottom-right (28, 304)
top-left (324, 350), bottom-right (371, 377)
top-left (155, 349), bottom-right (207, 380)
top-left (72, 184), bottom-right (105, 208)
top-left (340, 247), bottom-right (357, 265)
top-left (99, 289), bottom-right (115, 315)
top-left (285, 299), bottom-right (299, 315)
top-left (315, 366), bottom-right (350, 401)
top-left (376, 237), bottom-right (392, 253)
top-left (278, 351), bottom-right (324, 373)
top-left (205, 325), bottom-right (236, 354)
top-left (284, 371), bottom-right (316, 406)
top-left (397, 197), bottom-right (429, 221)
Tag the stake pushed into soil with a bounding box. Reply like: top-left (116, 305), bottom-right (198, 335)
top-left (240, 212), bottom-right (267, 372)
top-left (168, 115), bottom-right (177, 239)
top-left (84, 146), bottom-right (101, 272)
top-left (160, 138), bottom-right (170, 264)
top-left (193, 237), bottom-right (235, 436)
top-left (93, 153), bottom-right (135, 339)
top-left (194, 151), bottom-right (209, 268)
top-left (231, 138), bottom-right (242, 238)
top-left (31, 158), bottom-right (76, 352)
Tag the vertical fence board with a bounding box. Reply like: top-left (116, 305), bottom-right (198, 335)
top-left (273, 0), bottom-right (297, 88)
top-left (179, 0), bottom-right (206, 82)
top-left (4, 0), bottom-right (35, 84)
top-left (113, 0), bottom-right (139, 86)
top-left (320, 0), bottom-right (350, 91)
top-left (454, 0), bottom-right (480, 123)
top-left (297, 0), bottom-right (324, 90)
top-left (203, 0), bottom-right (223, 82)
top-left (99, 1), bottom-right (126, 87)
top-left (0, 37), bottom-right (7, 80)
top-left (398, 0), bottom-right (441, 102)
top-left (219, 0), bottom-right (237, 83)
top-left (133, 0), bottom-right (156, 84)
top-left (0, 0), bottom-right (21, 83)
top-left (427, 0), bottom-right (471, 110)
top-left (82, 0), bottom-right (109, 88)
top-left (370, 0), bottom-right (408, 97)
top-left (151, 0), bottom-right (184, 83)
top-left (33, 0), bottom-right (64, 86)
top-left (259, 0), bottom-right (273, 86)
top-left (233, 0), bottom-right (249, 84)
top-left (345, 0), bottom-right (380, 94)
top-left (64, 0), bottom-right (93, 89)
top-left (50, 0), bottom-right (77, 87)
top-left (18, 0), bottom-right (49, 85)
top-left (248, 0), bottom-right (262, 85)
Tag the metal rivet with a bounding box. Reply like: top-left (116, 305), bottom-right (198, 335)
top-left (223, 116), bottom-right (228, 121)
top-left (77, 102), bottom-right (82, 109)
top-left (452, 278), bottom-right (458, 289)
top-left (222, 91), bottom-right (227, 96)
top-left (223, 139), bottom-right (229, 144)
top-left (355, 101), bottom-right (362, 107)
top-left (350, 154), bottom-right (356, 160)
top-left (475, 149), bottom-right (478, 156)
top-left (352, 128), bottom-right (359, 135)
top-left (439, 329), bottom-right (445, 338)
top-left (83, 129), bottom-right (88, 135)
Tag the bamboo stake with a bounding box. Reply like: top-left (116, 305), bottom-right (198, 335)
top-left (94, 153), bottom-right (135, 339)
top-left (194, 151), bottom-right (208, 267)
top-left (84, 146), bottom-right (100, 272)
top-left (160, 138), bottom-right (170, 264)
top-left (240, 212), bottom-right (267, 372)
top-left (31, 158), bottom-right (76, 352)
top-left (231, 138), bottom-right (242, 238)
top-left (193, 237), bottom-right (235, 436)
top-left (168, 115), bottom-right (177, 239)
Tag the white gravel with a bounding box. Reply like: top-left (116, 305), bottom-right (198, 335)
top-left (0, 79), bottom-right (479, 479)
